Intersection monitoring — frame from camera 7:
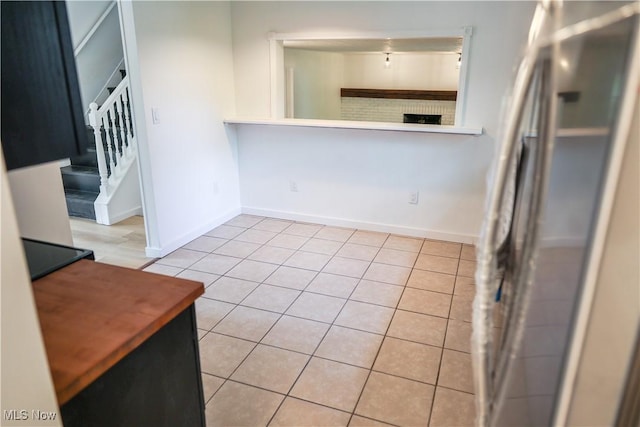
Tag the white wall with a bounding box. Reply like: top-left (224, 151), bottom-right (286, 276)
top-left (66, 1), bottom-right (124, 111)
top-left (284, 49), bottom-right (344, 120)
top-left (7, 162), bottom-right (73, 246)
top-left (231, 1), bottom-right (536, 240)
top-left (343, 52), bottom-right (459, 90)
top-left (1, 153), bottom-right (61, 426)
top-left (66, 0), bottom-right (112, 47)
top-left (127, 1), bottom-right (240, 256)
top-left (237, 125), bottom-right (490, 240)
top-left (231, 1), bottom-right (535, 130)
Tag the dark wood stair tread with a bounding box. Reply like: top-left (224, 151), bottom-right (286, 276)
top-left (61, 165), bottom-right (99, 175)
top-left (64, 188), bottom-right (98, 199)
top-left (64, 189), bottom-right (98, 220)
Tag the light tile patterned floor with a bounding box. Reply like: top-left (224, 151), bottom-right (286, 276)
top-left (146, 214), bottom-right (477, 427)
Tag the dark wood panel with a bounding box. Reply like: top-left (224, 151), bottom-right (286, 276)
top-left (32, 260), bottom-right (204, 404)
top-left (61, 307), bottom-right (206, 427)
top-left (1, 1), bottom-right (87, 170)
top-left (341, 88), bottom-right (457, 101)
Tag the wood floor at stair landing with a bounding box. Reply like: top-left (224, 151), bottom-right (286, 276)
top-left (69, 215), bottom-right (152, 269)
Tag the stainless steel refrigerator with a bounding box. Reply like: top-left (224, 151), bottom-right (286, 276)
top-left (472, 2), bottom-right (640, 426)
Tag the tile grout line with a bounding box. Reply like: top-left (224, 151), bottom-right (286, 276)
top-left (164, 215), bottom-right (476, 425)
top-left (205, 221), bottom-right (439, 424)
top-left (270, 229), bottom-right (386, 426)
top-left (202, 375), bottom-right (226, 406)
top-left (207, 311), bottom-right (472, 363)
top-left (266, 227), bottom-right (367, 426)
top-left (346, 232), bottom-right (419, 427)
top-left (257, 221), bottom-right (347, 427)
top-left (213, 336), bottom-right (457, 391)
top-left (201, 281), bottom-right (473, 321)
top-left (198, 288), bottom-right (249, 408)
top-left (426, 245), bottom-right (462, 426)
top-left (206, 221), bottom-right (328, 398)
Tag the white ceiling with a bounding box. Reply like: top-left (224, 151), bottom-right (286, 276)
top-left (283, 37), bottom-right (464, 54)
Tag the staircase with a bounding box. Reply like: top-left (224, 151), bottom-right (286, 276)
top-left (61, 127), bottom-right (103, 220)
top-left (62, 70), bottom-right (141, 225)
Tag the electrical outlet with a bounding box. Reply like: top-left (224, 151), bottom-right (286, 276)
top-left (213, 182), bottom-right (219, 195)
top-left (409, 191), bottom-right (419, 204)
top-left (289, 181), bottom-right (298, 192)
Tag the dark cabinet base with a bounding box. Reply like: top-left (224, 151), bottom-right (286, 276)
top-left (60, 307), bottom-right (205, 427)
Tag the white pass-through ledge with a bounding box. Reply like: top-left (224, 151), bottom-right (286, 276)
top-left (224, 117), bottom-right (483, 135)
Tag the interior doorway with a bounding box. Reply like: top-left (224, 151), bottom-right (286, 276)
top-left (64, 0), bottom-right (152, 267)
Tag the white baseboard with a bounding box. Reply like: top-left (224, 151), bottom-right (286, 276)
top-left (144, 246), bottom-right (163, 258)
top-left (143, 205), bottom-right (478, 259)
top-left (241, 206), bottom-right (478, 244)
top-left (145, 206), bottom-right (242, 258)
top-left (101, 206), bottom-right (143, 226)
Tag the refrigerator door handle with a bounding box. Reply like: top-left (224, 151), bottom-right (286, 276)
top-left (472, 2), bottom-right (555, 424)
top-left (472, 46), bottom-right (539, 427)
top-left (492, 52), bottom-right (560, 421)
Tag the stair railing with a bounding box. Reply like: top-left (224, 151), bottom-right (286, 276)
top-left (88, 75), bottom-right (136, 198)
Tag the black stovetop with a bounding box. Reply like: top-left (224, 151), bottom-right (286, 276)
top-left (22, 238), bottom-right (94, 281)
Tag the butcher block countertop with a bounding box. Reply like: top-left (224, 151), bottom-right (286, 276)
top-left (32, 260), bottom-right (204, 405)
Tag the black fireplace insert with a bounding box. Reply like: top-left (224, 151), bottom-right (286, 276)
top-left (403, 114), bottom-right (442, 125)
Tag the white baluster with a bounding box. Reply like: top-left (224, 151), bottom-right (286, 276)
top-left (89, 103), bottom-right (109, 196)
